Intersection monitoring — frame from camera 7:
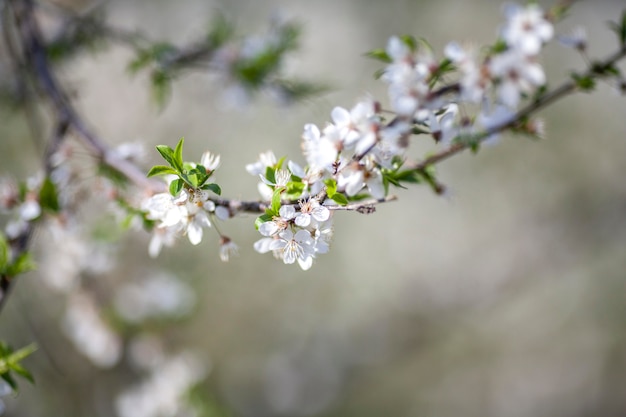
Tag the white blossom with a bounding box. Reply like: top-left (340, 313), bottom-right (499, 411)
top-left (501, 3), bottom-right (553, 56)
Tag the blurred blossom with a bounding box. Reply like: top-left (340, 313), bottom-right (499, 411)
top-left (62, 292), bottom-right (122, 368)
top-left (115, 352), bottom-right (208, 417)
top-left (262, 346), bottom-right (343, 416)
top-left (219, 236), bottom-right (239, 262)
top-left (112, 142), bottom-right (146, 163)
top-left (113, 272), bottom-right (195, 323)
top-left (39, 221), bottom-right (115, 292)
top-left (128, 334), bottom-right (167, 371)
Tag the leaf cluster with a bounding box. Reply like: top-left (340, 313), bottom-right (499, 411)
top-left (147, 138), bottom-right (221, 197)
top-left (0, 343), bottom-right (36, 392)
top-left (0, 234), bottom-right (36, 278)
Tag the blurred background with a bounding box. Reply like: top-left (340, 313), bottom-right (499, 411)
top-left (1, 0), bottom-right (626, 416)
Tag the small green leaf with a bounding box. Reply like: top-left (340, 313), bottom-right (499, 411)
top-left (173, 138), bottom-right (185, 171)
top-left (169, 178), bottom-right (184, 196)
top-left (490, 39), bottom-right (508, 54)
top-left (265, 166), bottom-right (276, 185)
top-left (373, 68), bottom-right (387, 80)
top-left (0, 233), bottom-right (10, 272)
top-left (147, 165), bottom-right (179, 177)
top-left (5, 252), bottom-right (36, 276)
top-left (400, 35), bottom-right (417, 52)
top-left (151, 69), bottom-right (172, 107)
top-left (395, 169), bottom-right (422, 184)
top-left (323, 179), bottom-right (338, 198)
top-left (1, 372), bottom-right (17, 391)
top-left (364, 48), bottom-right (392, 63)
top-left (331, 193), bottom-right (348, 206)
top-left (274, 156), bottom-right (286, 171)
top-left (10, 364), bottom-right (34, 384)
top-left (156, 145), bottom-right (177, 168)
top-left (39, 177), bottom-right (59, 213)
top-left (571, 73), bottom-right (595, 91)
top-left (201, 183), bottom-right (221, 196)
top-left (207, 13), bottom-right (234, 48)
top-left (184, 173), bottom-right (199, 188)
top-left (285, 181), bottom-right (305, 200)
top-left (254, 213), bottom-right (273, 230)
top-left (271, 188), bottom-right (283, 215)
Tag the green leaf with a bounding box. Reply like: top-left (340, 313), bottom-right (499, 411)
top-left (490, 39), bottom-right (508, 54)
top-left (323, 179), bottom-right (337, 198)
top-left (275, 156), bottom-right (286, 171)
top-left (0, 233), bottom-right (9, 272)
top-left (254, 213), bottom-right (273, 230)
top-left (169, 178), bottom-right (184, 196)
top-left (364, 48), bottom-right (392, 63)
top-left (147, 165), bottom-right (179, 177)
top-left (331, 193), bottom-right (348, 206)
top-left (373, 68), bottom-right (387, 80)
top-left (571, 73), bottom-right (595, 91)
top-left (173, 138), bottom-right (185, 171)
top-left (184, 172), bottom-right (199, 188)
top-left (0, 343), bottom-right (37, 391)
top-left (201, 183), bottom-right (221, 196)
top-left (151, 69), bottom-right (172, 108)
top-left (1, 372), bottom-right (17, 391)
top-left (10, 363), bottom-right (34, 384)
top-left (265, 166), bottom-right (276, 185)
top-left (285, 181), bottom-right (305, 200)
top-left (395, 169), bottom-right (422, 184)
top-left (8, 344), bottom-right (37, 364)
top-left (5, 252), bottom-right (36, 277)
top-left (207, 13), bottom-right (234, 48)
top-left (400, 35), bottom-right (417, 52)
top-left (39, 177), bottom-right (59, 213)
top-left (271, 188), bottom-right (283, 215)
top-left (156, 145), bottom-right (177, 168)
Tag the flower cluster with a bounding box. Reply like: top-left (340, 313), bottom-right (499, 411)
top-left (143, 2), bottom-right (626, 271)
top-left (141, 140), bottom-right (233, 258)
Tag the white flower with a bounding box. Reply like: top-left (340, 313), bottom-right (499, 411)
top-left (142, 193), bottom-right (185, 229)
top-left (302, 123), bottom-right (340, 173)
top-left (428, 104), bottom-right (459, 146)
top-left (148, 226), bottom-right (178, 258)
top-left (142, 189), bottom-right (213, 246)
top-left (444, 42), bottom-right (487, 103)
top-left (219, 236), bottom-right (239, 262)
top-left (330, 99), bottom-right (378, 148)
top-left (184, 205), bottom-right (211, 245)
top-left (259, 205), bottom-right (296, 236)
top-left (270, 229), bottom-right (315, 268)
top-left (260, 168), bottom-right (291, 187)
top-left (489, 50), bottom-right (546, 108)
top-left (295, 199), bottom-right (330, 227)
top-left (501, 3), bottom-right (553, 56)
top-left (253, 236), bottom-right (276, 254)
top-left (337, 162), bottom-right (365, 197)
top-left (246, 151), bottom-right (277, 175)
top-left (200, 151), bottom-right (221, 171)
